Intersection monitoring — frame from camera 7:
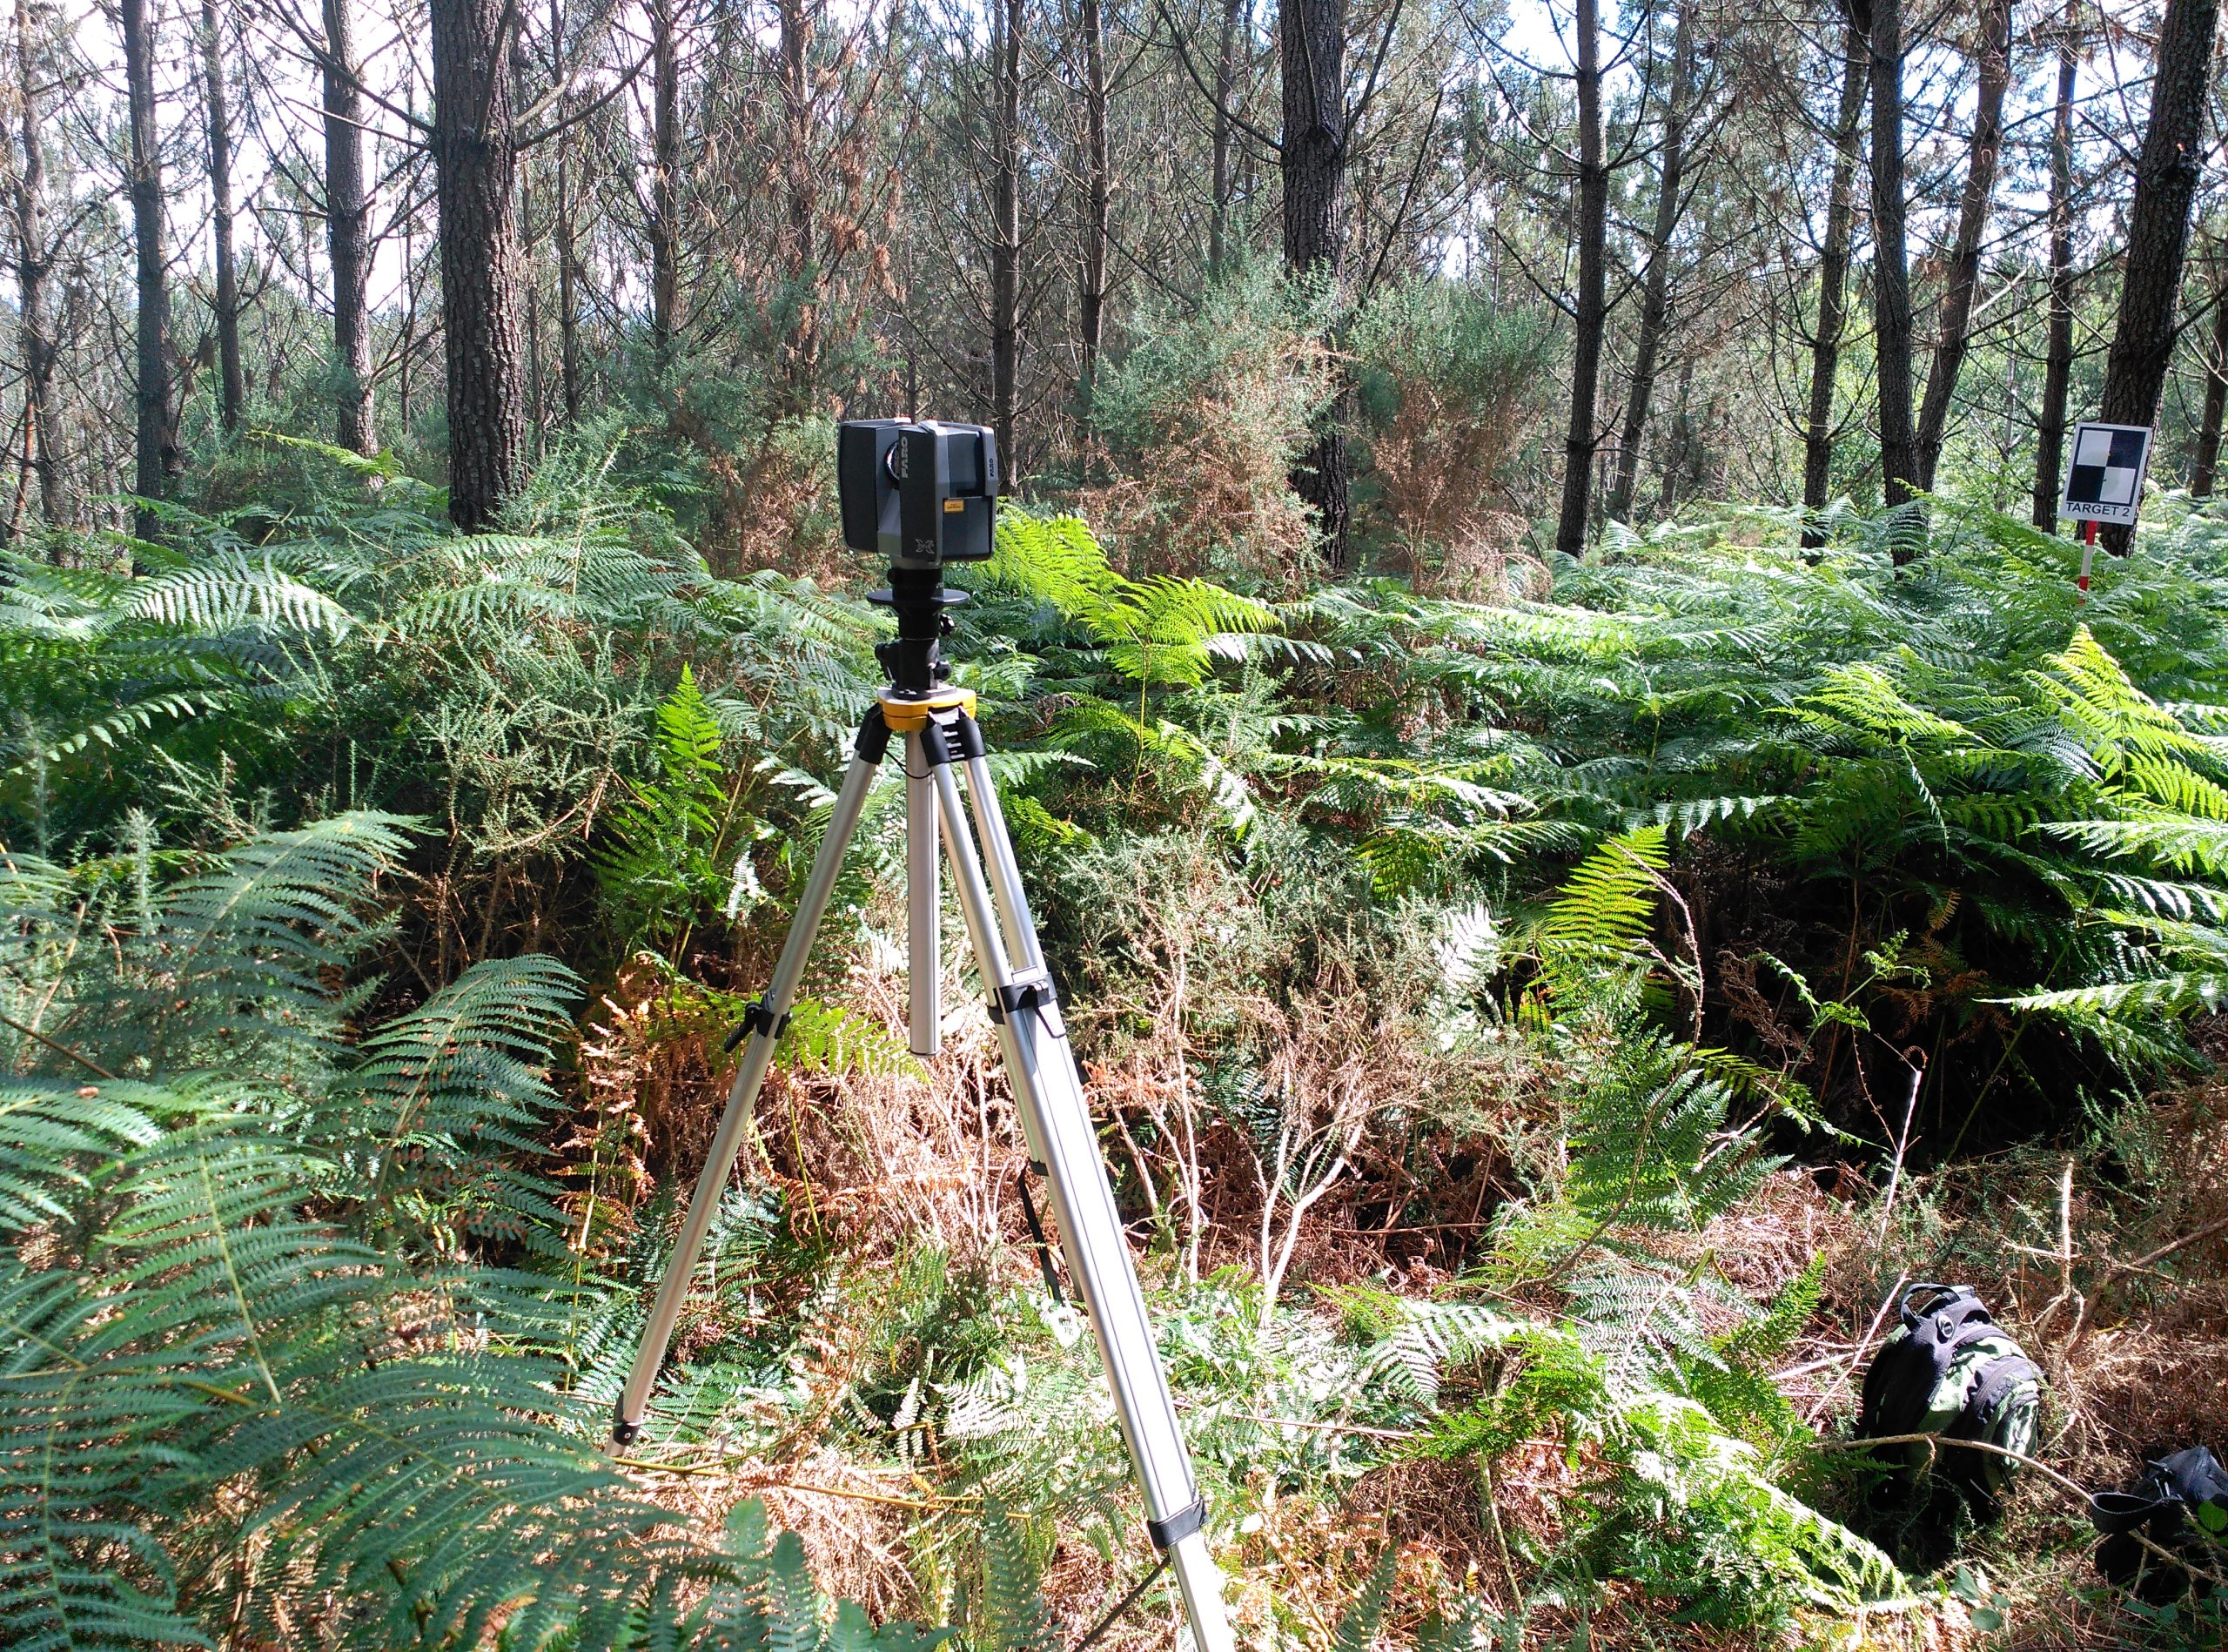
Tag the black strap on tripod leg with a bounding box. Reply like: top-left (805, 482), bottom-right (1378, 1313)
top-left (1017, 1165), bottom-right (1066, 1304)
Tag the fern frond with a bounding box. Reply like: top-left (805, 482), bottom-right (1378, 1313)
top-left (1537, 826), bottom-right (1669, 1004)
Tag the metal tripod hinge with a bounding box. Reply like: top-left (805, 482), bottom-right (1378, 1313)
top-left (608, 684), bottom-right (1236, 1652)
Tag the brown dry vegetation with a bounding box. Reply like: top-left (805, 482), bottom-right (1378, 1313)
top-left (568, 926), bottom-right (2228, 1652)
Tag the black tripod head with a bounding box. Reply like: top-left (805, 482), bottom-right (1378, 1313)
top-left (869, 566), bottom-right (968, 697)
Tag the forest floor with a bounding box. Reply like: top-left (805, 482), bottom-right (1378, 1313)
top-left (598, 984), bottom-right (2228, 1652)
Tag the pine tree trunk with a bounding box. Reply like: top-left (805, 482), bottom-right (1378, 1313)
top-left (1278, 0), bottom-right (1343, 280)
top-left (1912, 0), bottom-right (2010, 493)
top-left (648, 0), bottom-right (680, 367)
top-left (200, 0), bottom-right (243, 434)
top-left (513, 36), bottom-right (540, 451)
top-left (1209, 0), bottom-right (1244, 276)
top-left (550, 0), bottom-right (578, 425)
top-left (120, 0), bottom-right (174, 541)
top-left (1281, 0), bottom-right (1348, 565)
top-left (1851, 0), bottom-right (1916, 523)
top-left (13, 0), bottom-right (57, 527)
top-left (1554, 0), bottom-right (1607, 556)
top-left (2097, 0), bottom-right (2219, 548)
top-left (991, 0), bottom-right (1023, 473)
top-left (324, 0), bottom-right (372, 453)
top-left (429, 0), bottom-right (526, 531)
top-left (1077, 0), bottom-right (1111, 411)
top-left (1802, 23), bottom-right (1867, 547)
top-left (2031, 0), bottom-right (2077, 528)
top-left (777, 0), bottom-right (819, 404)
top-left (2191, 269), bottom-right (2228, 496)
top-left (557, 156), bottom-right (580, 423)
top-left (1605, 0), bottom-right (1696, 525)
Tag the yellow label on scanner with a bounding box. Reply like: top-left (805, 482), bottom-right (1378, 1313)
top-left (943, 498), bottom-right (965, 513)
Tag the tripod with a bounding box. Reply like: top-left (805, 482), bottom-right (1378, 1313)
top-left (611, 567), bottom-right (1236, 1652)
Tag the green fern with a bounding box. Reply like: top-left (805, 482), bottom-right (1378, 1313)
top-left (1333, 1544), bottom-right (1400, 1652)
top-left (1534, 824), bottom-right (1671, 1008)
top-left (595, 665), bottom-right (748, 953)
top-left (975, 508), bottom-right (1277, 688)
top-left (974, 1502), bottom-right (1057, 1652)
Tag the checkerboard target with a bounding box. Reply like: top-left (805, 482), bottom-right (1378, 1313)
top-left (2059, 421), bottom-right (2153, 527)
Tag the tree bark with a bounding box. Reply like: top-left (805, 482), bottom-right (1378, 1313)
top-left (120, 0), bottom-right (175, 541)
top-left (1850, 0), bottom-right (1916, 525)
top-left (990, 0), bottom-right (1023, 472)
top-left (1802, 22), bottom-right (1867, 547)
top-left (1077, 0), bottom-right (1111, 409)
top-left (2031, 0), bottom-right (2077, 528)
top-left (429, 0), bottom-right (527, 530)
top-left (512, 33), bottom-right (540, 450)
top-left (323, 0), bottom-right (372, 453)
top-left (12, 0), bottom-right (57, 526)
top-left (776, 0), bottom-right (820, 405)
top-left (1278, 0), bottom-right (1344, 275)
top-left (200, 0), bottom-right (244, 434)
top-left (1554, 0), bottom-right (1607, 555)
top-left (648, 0), bottom-right (681, 367)
top-left (550, 0), bottom-right (578, 425)
top-left (2191, 261), bottom-right (2228, 495)
top-left (556, 149), bottom-right (580, 423)
top-left (1606, 0), bottom-right (1697, 525)
top-left (2098, 0), bottom-right (2220, 435)
top-left (1281, 0), bottom-right (1348, 564)
top-left (1209, 0), bottom-right (1244, 276)
top-left (1911, 0), bottom-right (2010, 493)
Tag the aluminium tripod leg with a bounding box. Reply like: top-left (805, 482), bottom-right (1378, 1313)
top-left (612, 709), bottom-right (891, 1445)
top-left (922, 715), bottom-right (1236, 1652)
top-left (904, 730), bottom-right (941, 1057)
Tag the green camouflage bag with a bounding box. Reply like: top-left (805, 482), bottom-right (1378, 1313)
top-left (1856, 1283), bottom-right (2043, 1505)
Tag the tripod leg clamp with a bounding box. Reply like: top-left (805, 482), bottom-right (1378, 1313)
top-left (950, 713), bottom-right (987, 760)
top-left (987, 970), bottom-right (1064, 1037)
top-left (611, 1399), bottom-right (642, 1447)
top-left (856, 705), bottom-right (893, 765)
top-left (1145, 1499), bottom-right (1206, 1549)
top-left (988, 978), bottom-right (1050, 1024)
top-left (722, 999), bottom-right (792, 1052)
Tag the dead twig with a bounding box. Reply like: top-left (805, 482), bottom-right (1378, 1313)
top-left (0, 1010), bottom-right (117, 1079)
top-left (1871, 1050), bottom-right (1925, 1246)
top-left (1072, 1556), bottom-right (1171, 1652)
top-left (1212, 1409), bottom-right (1418, 1442)
top-left (1812, 1431), bottom-right (2092, 1502)
top-left (2114, 1212), bottom-right (2228, 1276)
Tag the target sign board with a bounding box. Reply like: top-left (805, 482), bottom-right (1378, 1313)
top-left (2059, 421), bottom-right (2153, 527)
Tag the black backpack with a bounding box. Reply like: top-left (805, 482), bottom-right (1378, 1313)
top-left (1856, 1283), bottom-right (2044, 1504)
top-left (2093, 1446), bottom-right (2228, 1602)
